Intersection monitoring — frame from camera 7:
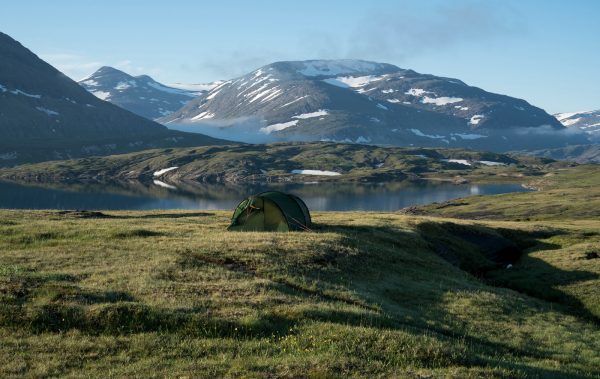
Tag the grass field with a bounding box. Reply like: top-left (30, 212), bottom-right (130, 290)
top-left (1, 203), bottom-right (599, 377)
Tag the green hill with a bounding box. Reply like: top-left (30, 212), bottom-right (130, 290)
top-left (0, 142), bottom-right (554, 185)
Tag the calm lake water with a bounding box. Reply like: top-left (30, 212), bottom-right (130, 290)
top-left (0, 180), bottom-right (530, 212)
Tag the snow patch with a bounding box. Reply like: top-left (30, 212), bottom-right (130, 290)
top-left (115, 80), bottom-right (136, 90)
top-left (291, 169), bottom-right (341, 176)
top-left (249, 86), bottom-right (281, 103)
top-left (386, 99), bottom-right (401, 103)
top-left (153, 167), bottom-right (179, 177)
top-left (555, 112), bottom-right (581, 122)
top-left (92, 91), bottom-right (111, 100)
top-left (10, 89), bottom-right (41, 98)
top-left (356, 136), bottom-right (371, 143)
top-left (561, 117), bottom-right (582, 127)
top-left (206, 89), bottom-right (221, 100)
top-left (376, 103), bottom-right (388, 110)
top-left (410, 129), bottom-right (446, 139)
top-left (278, 96), bottom-right (308, 109)
top-left (191, 111), bottom-right (215, 121)
top-left (469, 115), bottom-right (484, 126)
top-left (381, 89), bottom-right (395, 94)
top-left (443, 159), bottom-right (471, 166)
top-left (35, 107), bottom-right (59, 116)
top-left (292, 110), bottom-right (328, 119)
top-left (422, 96), bottom-right (463, 106)
top-left (405, 88), bottom-right (431, 97)
top-left (323, 75), bottom-right (386, 89)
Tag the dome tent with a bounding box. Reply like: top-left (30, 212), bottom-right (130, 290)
top-left (227, 191), bottom-right (311, 232)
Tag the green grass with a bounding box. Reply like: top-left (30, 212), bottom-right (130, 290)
top-left (0, 209), bottom-right (598, 378)
top-left (405, 165), bottom-right (600, 220)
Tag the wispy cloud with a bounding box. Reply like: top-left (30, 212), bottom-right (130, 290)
top-left (177, 1), bottom-right (525, 81)
top-left (40, 53), bottom-right (103, 80)
top-left (39, 53), bottom-right (162, 81)
top-left (178, 49), bottom-right (279, 81)
top-left (343, 1), bottom-right (525, 62)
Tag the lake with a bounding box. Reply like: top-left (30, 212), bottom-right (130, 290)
top-left (0, 180), bottom-right (531, 212)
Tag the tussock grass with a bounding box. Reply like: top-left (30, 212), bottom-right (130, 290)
top-left (0, 208), bottom-right (598, 378)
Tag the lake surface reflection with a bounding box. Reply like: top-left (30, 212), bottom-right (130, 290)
top-left (0, 180), bottom-right (530, 211)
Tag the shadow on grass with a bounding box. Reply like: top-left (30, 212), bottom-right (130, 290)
top-left (53, 210), bottom-right (214, 219)
top-left (313, 221), bottom-right (599, 324)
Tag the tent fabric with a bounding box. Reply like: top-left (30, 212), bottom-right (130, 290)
top-left (227, 191), bottom-right (311, 232)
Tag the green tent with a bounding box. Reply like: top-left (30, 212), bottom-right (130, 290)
top-left (227, 191), bottom-right (311, 232)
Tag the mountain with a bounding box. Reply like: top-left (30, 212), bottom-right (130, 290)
top-left (78, 66), bottom-right (207, 120)
top-left (555, 110), bottom-right (600, 140)
top-left (0, 32), bottom-right (224, 166)
top-left (160, 59), bottom-right (585, 151)
top-left (518, 144), bottom-right (600, 164)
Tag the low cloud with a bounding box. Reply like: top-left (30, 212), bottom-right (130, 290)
top-left (514, 124), bottom-right (586, 137)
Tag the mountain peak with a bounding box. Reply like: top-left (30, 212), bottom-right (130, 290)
top-left (78, 66), bottom-right (201, 120)
top-left (93, 66), bottom-right (130, 77)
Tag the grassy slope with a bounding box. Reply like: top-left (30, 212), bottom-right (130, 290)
top-left (0, 142), bottom-right (555, 185)
top-left (0, 208), bottom-right (599, 378)
top-left (405, 165), bottom-right (600, 221)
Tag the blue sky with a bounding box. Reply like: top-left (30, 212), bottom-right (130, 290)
top-left (3, 0), bottom-right (599, 113)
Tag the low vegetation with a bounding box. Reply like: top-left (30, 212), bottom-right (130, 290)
top-left (0, 142), bottom-right (557, 185)
top-left (0, 205), bottom-right (598, 377)
top-left (405, 164), bottom-right (600, 220)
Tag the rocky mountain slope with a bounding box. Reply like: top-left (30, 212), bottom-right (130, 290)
top-left (555, 110), bottom-right (600, 140)
top-left (518, 144), bottom-right (600, 164)
top-left (78, 67), bottom-right (209, 120)
top-left (0, 32), bottom-right (224, 166)
top-left (160, 59), bottom-right (586, 151)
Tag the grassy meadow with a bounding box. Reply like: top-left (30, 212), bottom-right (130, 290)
top-left (0, 204), bottom-right (599, 377)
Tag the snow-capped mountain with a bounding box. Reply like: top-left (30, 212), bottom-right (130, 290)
top-left (0, 32), bottom-right (224, 166)
top-left (555, 110), bottom-right (600, 140)
top-left (160, 59), bottom-right (584, 151)
top-left (78, 67), bottom-right (206, 120)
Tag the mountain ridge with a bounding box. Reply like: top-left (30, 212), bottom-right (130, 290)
top-left (160, 59), bottom-right (584, 151)
top-left (78, 66), bottom-right (204, 120)
top-left (0, 31), bottom-right (226, 166)
top-left (555, 109), bottom-right (600, 139)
